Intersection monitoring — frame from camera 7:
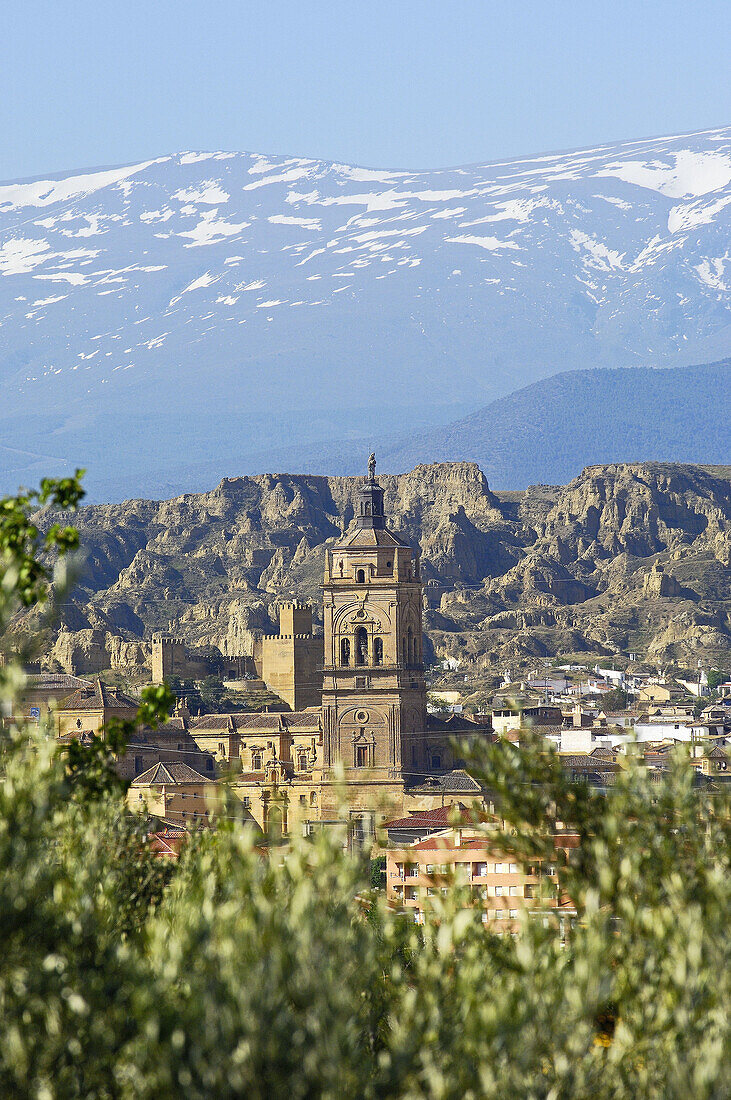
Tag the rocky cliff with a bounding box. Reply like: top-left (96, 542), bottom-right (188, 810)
top-left (27, 462), bottom-right (731, 674)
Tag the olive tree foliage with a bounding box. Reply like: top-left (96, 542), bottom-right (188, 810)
top-left (0, 477), bottom-right (729, 1098)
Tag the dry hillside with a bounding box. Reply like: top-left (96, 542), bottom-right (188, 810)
top-left (25, 462), bottom-right (731, 675)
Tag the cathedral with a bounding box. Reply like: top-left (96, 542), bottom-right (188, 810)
top-left (172, 457), bottom-right (481, 839)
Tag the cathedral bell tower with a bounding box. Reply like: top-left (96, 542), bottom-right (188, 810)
top-left (321, 455), bottom-right (427, 779)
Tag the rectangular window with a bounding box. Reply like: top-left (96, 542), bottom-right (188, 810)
top-left (509, 863), bottom-right (519, 873)
top-left (494, 885), bottom-right (503, 896)
top-left (509, 909), bottom-right (518, 919)
top-left (406, 863), bottom-right (419, 878)
top-left (242, 797), bottom-right (251, 809)
top-left (524, 884), bottom-right (535, 899)
top-left (509, 885), bottom-right (520, 897)
top-left (494, 862), bottom-right (505, 873)
top-left (472, 862), bottom-right (487, 878)
top-left (355, 745), bottom-right (368, 767)
top-left (494, 909), bottom-right (504, 919)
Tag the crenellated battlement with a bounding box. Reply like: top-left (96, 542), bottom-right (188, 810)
top-left (152, 634), bottom-right (187, 647)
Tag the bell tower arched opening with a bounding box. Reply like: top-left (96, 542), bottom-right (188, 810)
top-left (355, 627), bottom-right (368, 666)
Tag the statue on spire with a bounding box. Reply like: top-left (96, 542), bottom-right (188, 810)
top-left (368, 452), bottom-right (376, 480)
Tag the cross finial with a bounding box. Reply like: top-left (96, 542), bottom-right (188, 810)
top-left (368, 452), bottom-right (376, 480)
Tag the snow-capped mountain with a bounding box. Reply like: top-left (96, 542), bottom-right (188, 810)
top-left (1, 127), bottom-right (730, 499)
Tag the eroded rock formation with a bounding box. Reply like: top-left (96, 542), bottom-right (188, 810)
top-left (28, 462), bottom-right (731, 674)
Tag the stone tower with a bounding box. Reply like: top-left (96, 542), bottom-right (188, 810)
top-left (321, 457), bottom-right (427, 779)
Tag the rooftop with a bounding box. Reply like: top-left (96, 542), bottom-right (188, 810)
top-left (58, 680), bottom-right (138, 712)
top-left (383, 804), bottom-right (472, 831)
top-left (131, 761), bottom-right (214, 786)
top-left (405, 769), bottom-right (483, 795)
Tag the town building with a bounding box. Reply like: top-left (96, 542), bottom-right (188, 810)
top-left (385, 816), bottom-right (578, 932)
top-left (56, 679), bottom-right (140, 738)
top-left (54, 680), bottom-right (216, 780)
top-left (127, 761), bottom-right (220, 825)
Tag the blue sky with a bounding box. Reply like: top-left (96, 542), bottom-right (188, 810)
top-left (3, 1), bottom-right (729, 180)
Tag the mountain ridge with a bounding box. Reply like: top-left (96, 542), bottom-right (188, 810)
top-left (1, 127), bottom-right (730, 499)
top-left (22, 460), bottom-right (731, 676)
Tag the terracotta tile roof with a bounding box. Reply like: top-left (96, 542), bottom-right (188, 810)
top-left (383, 804), bottom-right (470, 830)
top-left (337, 526), bottom-right (406, 548)
top-left (410, 835), bottom-right (490, 851)
top-left (131, 761), bottom-right (214, 786)
top-left (147, 828), bottom-right (188, 858)
top-left (190, 713), bottom-right (280, 731)
top-left (58, 680), bottom-right (138, 712)
top-left (559, 754), bottom-right (618, 770)
top-left (189, 711), bottom-right (321, 733)
top-left (407, 831), bottom-right (581, 854)
top-left (281, 711), bottom-right (321, 729)
top-left (406, 769), bottom-right (483, 795)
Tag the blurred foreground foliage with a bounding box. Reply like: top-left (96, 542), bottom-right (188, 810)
top-left (0, 477), bottom-right (729, 1098)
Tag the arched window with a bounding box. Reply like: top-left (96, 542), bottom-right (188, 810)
top-left (355, 627), bottom-right (368, 666)
top-left (402, 636), bottom-right (407, 666)
top-left (338, 559), bottom-right (344, 577)
top-left (310, 791), bottom-right (318, 806)
top-left (268, 804), bottom-right (284, 839)
top-left (373, 637), bottom-right (383, 665)
top-left (407, 627), bottom-right (414, 667)
top-left (340, 637), bottom-right (350, 667)
top-left (356, 568), bottom-right (366, 583)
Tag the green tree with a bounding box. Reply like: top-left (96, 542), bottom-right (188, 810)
top-left (600, 687), bottom-right (628, 711)
top-left (0, 475), bottom-right (729, 1098)
top-left (198, 675), bottom-right (226, 713)
top-left (707, 669), bottom-right (727, 693)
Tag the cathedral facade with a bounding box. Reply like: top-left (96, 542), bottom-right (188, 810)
top-left (176, 459), bottom-right (480, 838)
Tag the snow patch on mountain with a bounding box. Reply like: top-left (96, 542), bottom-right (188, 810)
top-left (0, 158), bottom-right (166, 211)
top-left (0, 127), bottom-right (730, 498)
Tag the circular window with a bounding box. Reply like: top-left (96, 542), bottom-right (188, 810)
top-left (356, 710), bottom-right (369, 723)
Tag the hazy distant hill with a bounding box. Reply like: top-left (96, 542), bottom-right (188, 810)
top-left (147, 361), bottom-right (729, 494)
top-left (379, 361), bottom-right (731, 487)
top-left (1, 127), bottom-right (731, 499)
